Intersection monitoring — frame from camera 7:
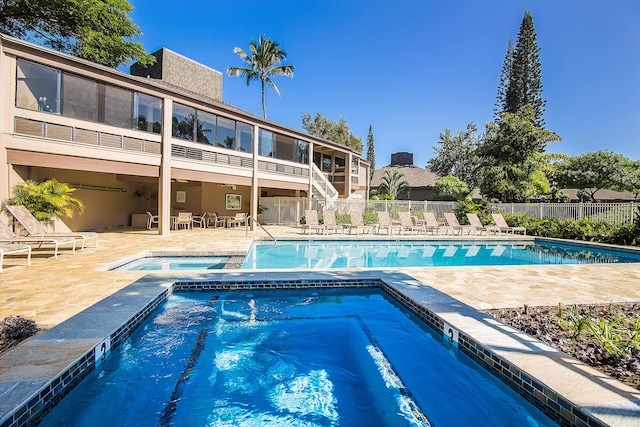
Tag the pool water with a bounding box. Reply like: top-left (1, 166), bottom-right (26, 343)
top-left (40, 289), bottom-right (557, 426)
top-left (111, 256), bottom-right (230, 271)
top-left (242, 240), bottom-right (640, 269)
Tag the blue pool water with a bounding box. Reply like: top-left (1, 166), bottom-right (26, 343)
top-left (112, 256), bottom-right (230, 271)
top-left (242, 240), bottom-right (640, 269)
top-left (40, 289), bottom-right (557, 426)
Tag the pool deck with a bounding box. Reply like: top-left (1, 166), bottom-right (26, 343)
top-left (1, 226), bottom-right (640, 426)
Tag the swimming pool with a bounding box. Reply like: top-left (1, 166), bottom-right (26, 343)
top-left (111, 256), bottom-right (230, 271)
top-left (38, 289), bottom-right (556, 426)
top-left (242, 239), bottom-right (640, 269)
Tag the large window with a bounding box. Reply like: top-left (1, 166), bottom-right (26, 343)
top-left (274, 133), bottom-right (295, 161)
top-left (216, 116), bottom-right (235, 149)
top-left (134, 93), bottom-right (161, 133)
top-left (196, 110), bottom-right (216, 144)
top-left (16, 59), bottom-right (60, 113)
top-left (101, 84), bottom-right (132, 128)
top-left (172, 103), bottom-right (196, 141)
top-left (259, 129), bottom-right (274, 157)
top-left (16, 58), bottom-right (162, 134)
top-left (297, 140), bottom-right (309, 164)
top-left (62, 73), bottom-right (97, 121)
top-left (236, 122), bottom-right (253, 152)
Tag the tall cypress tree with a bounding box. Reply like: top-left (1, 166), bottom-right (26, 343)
top-left (502, 10), bottom-right (546, 127)
top-left (366, 125), bottom-right (376, 180)
top-left (494, 38), bottom-right (514, 122)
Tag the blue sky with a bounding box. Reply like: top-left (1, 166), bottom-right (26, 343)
top-left (127, 0), bottom-right (640, 168)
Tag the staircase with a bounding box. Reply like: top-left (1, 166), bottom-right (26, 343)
top-left (311, 163), bottom-right (339, 201)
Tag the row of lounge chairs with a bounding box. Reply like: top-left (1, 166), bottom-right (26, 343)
top-left (0, 204), bottom-right (99, 272)
top-left (303, 209), bottom-right (526, 236)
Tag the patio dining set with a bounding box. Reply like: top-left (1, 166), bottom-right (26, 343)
top-left (146, 211), bottom-right (249, 230)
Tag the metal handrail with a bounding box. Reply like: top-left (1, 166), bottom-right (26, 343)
top-left (247, 216), bottom-right (277, 246)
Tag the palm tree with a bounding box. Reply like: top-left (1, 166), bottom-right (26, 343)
top-left (227, 35), bottom-right (294, 119)
top-left (378, 170), bottom-right (410, 200)
top-left (6, 179), bottom-right (84, 219)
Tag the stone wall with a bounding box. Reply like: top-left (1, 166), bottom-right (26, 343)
top-left (130, 48), bottom-right (222, 102)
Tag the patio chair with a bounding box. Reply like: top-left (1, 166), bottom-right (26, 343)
top-left (376, 211), bottom-right (402, 235)
top-left (0, 223), bottom-right (75, 259)
top-left (444, 213), bottom-right (475, 236)
top-left (146, 211), bottom-right (159, 229)
top-left (303, 210), bottom-right (325, 234)
top-left (5, 204), bottom-right (98, 250)
top-left (174, 212), bottom-right (193, 230)
top-left (398, 211), bottom-right (425, 235)
top-left (346, 210), bottom-right (373, 235)
top-left (191, 213), bottom-right (207, 228)
top-left (466, 213), bottom-right (500, 235)
top-left (491, 213), bottom-right (527, 235)
top-left (207, 212), bottom-right (224, 228)
top-left (0, 243), bottom-right (31, 273)
top-left (231, 212), bottom-right (249, 228)
top-left (322, 209), bottom-right (343, 234)
top-left (421, 212), bottom-right (446, 235)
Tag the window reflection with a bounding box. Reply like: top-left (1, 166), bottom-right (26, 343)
top-left (16, 59), bottom-right (60, 113)
top-left (197, 110), bottom-right (216, 144)
top-left (134, 93), bottom-right (161, 133)
top-left (16, 58), bottom-right (161, 134)
top-left (236, 122), bottom-right (253, 153)
top-left (297, 140), bottom-right (309, 164)
top-left (216, 116), bottom-right (235, 149)
top-left (172, 103), bottom-right (196, 141)
top-left (259, 129), bottom-right (274, 157)
top-left (322, 153), bottom-right (332, 172)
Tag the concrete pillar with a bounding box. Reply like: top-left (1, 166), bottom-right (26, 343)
top-left (250, 124), bottom-right (259, 230)
top-left (158, 98), bottom-right (172, 235)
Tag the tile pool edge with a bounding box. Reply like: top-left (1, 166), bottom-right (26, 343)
top-left (1, 271), bottom-right (638, 427)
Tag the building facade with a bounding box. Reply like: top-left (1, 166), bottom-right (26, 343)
top-left (0, 35), bottom-right (369, 233)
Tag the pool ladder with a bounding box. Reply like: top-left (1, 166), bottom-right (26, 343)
top-left (247, 216), bottom-right (277, 246)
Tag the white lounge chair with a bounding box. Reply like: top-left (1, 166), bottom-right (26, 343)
top-left (376, 211), bottom-right (402, 235)
top-left (0, 243), bottom-right (31, 272)
top-left (398, 211), bottom-right (425, 235)
top-left (444, 213), bottom-right (475, 236)
top-left (346, 210), bottom-right (373, 235)
top-left (0, 223), bottom-right (75, 259)
top-left (5, 204), bottom-right (98, 249)
top-left (303, 210), bottom-right (325, 234)
top-left (322, 209), bottom-right (343, 234)
top-left (491, 213), bottom-right (527, 235)
top-left (466, 213), bottom-right (500, 235)
top-left (421, 212), bottom-right (446, 235)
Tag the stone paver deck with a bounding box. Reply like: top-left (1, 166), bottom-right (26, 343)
top-left (1, 226), bottom-right (640, 426)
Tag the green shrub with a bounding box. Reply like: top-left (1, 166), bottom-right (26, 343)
top-left (363, 212), bottom-right (378, 225)
top-left (504, 213), bottom-right (640, 246)
top-left (454, 200), bottom-right (491, 224)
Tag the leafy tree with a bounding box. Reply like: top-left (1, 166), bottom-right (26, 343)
top-left (0, 0), bottom-right (154, 67)
top-left (434, 175), bottom-right (469, 200)
top-left (477, 105), bottom-right (560, 202)
top-left (378, 170), bottom-right (409, 200)
top-left (5, 179), bottom-right (84, 220)
top-left (227, 35), bottom-right (294, 119)
top-left (555, 151), bottom-right (633, 201)
top-left (622, 160), bottom-right (640, 201)
top-left (501, 11), bottom-right (546, 127)
top-left (301, 112), bottom-right (363, 152)
top-left (366, 125), bottom-right (376, 181)
top-left (494, 38), bottom-right (515, 121)
top-left (426, 123), bottom-right (480, 188)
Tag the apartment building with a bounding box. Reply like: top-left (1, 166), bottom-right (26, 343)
top-left (0, 34), bottom-right (369, 233)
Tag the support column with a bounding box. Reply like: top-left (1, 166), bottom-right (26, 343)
top-left (250, 124), bottom-right (259, 230)
top-left (308, 142), bottom-right (314, 210)
top-left (346, 152), bottom-right (353, 198)
top-left (158, 98), bottom-right (172, 235)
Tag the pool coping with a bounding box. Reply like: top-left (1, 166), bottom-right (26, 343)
top-left (1, 270), bottom-right (639, 427)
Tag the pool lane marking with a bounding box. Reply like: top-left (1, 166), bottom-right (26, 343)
top-left (158, 296), bottom-right (218, 427)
